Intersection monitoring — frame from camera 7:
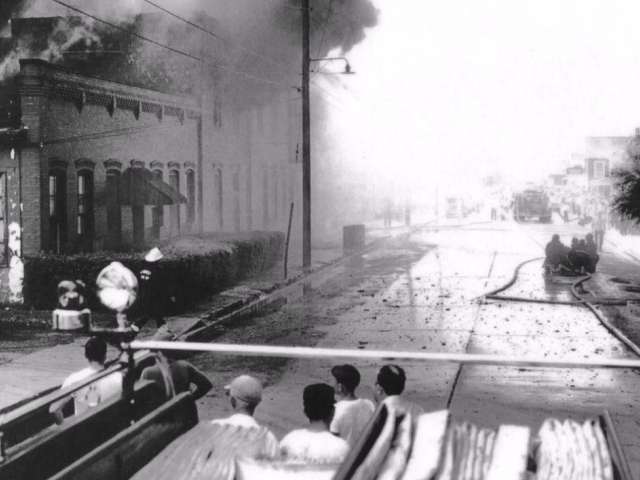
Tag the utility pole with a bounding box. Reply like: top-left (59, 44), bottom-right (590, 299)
top-left (302, 0), bottom-right (311, 269)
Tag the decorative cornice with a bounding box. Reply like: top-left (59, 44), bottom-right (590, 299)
top-left (49, 158), bottom-right (67, 170)
top-left (18, 59), bottom-right (204, 120)
top-left (150, 160), bottom-right (164, 170)
top-left (168, 161), bottom-right (181, 170)
top-left (103, 159), bottom-right (122, 171)
top-left (183, 161), bottom-right (196, 170)
top-left (130, 159), bottom-right (145, 169)
top-left (75, 158), bottom-right (95, 171)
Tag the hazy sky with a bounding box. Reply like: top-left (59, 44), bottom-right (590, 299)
top-left (317, 0), bottom-right (640, 193)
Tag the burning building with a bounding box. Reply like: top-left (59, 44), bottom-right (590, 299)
top-left (0, 1), bottom-right (378, 303)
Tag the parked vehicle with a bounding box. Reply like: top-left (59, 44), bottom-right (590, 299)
top-left (513, 189), bottom-right (552, 223)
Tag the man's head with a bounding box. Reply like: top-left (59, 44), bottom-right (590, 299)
top-left (225, 375), bottom-right (263, 415)
top-left (551, 234), bottom-right (560, 243)
top-left (331, 364), bottom-right (361, 397)
top-left (84, 337), bottom-right (107, 365)
top-left (375, 364), bottom-right (406, 401)
top-left (303, 383), bottom-right (336, 425)
top-left (586, 233), bottom-right (594, 242)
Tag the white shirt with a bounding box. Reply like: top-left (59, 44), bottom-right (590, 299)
top-left (211, 413), bottom-right (279, 458)
top-left (61, 366), bottom-right (123, 416)
top-left (211, 413), bottom-right (260, 429)
top-left (280, 429), bottom-right (349, 464)
top-left (330, 398), bottom-right (375, 446)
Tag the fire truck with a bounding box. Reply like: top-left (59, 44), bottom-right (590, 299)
top-left (513, 189), bottom-right (552, 223)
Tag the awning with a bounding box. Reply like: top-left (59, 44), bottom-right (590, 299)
top-left (119, 167), bottom-right (187, 206)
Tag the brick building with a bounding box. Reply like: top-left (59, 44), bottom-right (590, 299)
top-left (0, 56), bottom-right (300, 302)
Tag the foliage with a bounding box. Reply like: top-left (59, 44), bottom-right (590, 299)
top-left (23, 232), bottom-right (284, 311)
top-left (612, 167), bottom-right (640, 224)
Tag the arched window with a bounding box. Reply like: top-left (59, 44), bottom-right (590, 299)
top-left (49, 168), bottom-right (67, 253)
top-left (105, 169), bottom-right (121, 249)
top-left (152, 169), bottom-right (164, 238)
top-left (169, 170), bottom-right (180, 235)
top-left (77, 170), bottom-right (94, 250)
top-left (186, 169), bottom-right (196, 225)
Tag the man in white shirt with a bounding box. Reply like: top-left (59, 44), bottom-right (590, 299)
top-left (329, 364), bottom-right (375, 446)
top-left (374, 364), bottom-right (424, 417)
top-left (210, 375), bottom-right (278, 457)
top-left (50, 337), bottom-right (123, 423)
top-left (280, 383), bottom-right (350, 464)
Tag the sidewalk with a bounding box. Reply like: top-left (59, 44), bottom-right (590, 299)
top-left (0, 225), bottom-right (411, 412)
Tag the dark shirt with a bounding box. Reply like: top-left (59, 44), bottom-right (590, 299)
top-left (141, 359), bottom-right (212, 400)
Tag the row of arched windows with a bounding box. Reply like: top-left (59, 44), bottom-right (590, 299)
top-left (47, 160), bottom-right (197, 253)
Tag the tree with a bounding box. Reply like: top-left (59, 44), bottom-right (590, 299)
top-left (612, 166), bottom-right (640, 223)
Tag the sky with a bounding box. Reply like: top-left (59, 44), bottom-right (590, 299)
top-left (315, 0), bottom-right (640, 195)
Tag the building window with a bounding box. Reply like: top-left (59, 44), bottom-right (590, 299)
top-left (594, 160), bottom-right (606, 179)
top-left (186, 169), bottom-right (196, 225)
top-left (49, 170), bottom-right (67, 253)
top-left (152, 169), bottom-right (164, 238)
top-left (169, 170), bottom-right (180, 235)
top-left (214, 97), bottom-right (223, 128)
top-left (105, 170), bottom-right (121, 249)
top-left (0, 173), bottom-right (7, 264)
top-left (77, 171), bottom-right (94, 249)
top-left (214, 168), bottom-right (223, 230)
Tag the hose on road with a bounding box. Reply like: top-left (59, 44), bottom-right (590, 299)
top-left (479, 255), bottom-right (640, 359)
top-left (570, 275), bottom-right (640, 358)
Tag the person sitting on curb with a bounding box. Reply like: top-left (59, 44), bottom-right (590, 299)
top-left (280, 383), bottom-right (350, 464)
top-left (329, 364), bottom-right (375, 447)
top-left (140, 327), bottom-right (212, 400)
top-left (374, 364), bottom-right (424, 417)
top-left (50, 337), bottom-right (123, 424)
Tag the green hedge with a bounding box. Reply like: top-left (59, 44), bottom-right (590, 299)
top-left (23, 232), bottom-right (284, 311)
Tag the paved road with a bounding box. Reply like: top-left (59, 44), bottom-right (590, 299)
top-left (191, 220), bottom-right (640, 475)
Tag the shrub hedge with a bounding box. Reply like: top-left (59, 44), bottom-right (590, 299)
top-left (23, 232), bottom-right (284, 312)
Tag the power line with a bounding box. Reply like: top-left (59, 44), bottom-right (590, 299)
top-left (139, 0), bottom-right (294, 72)
top-left (48, 0), bottom-right (293, 89)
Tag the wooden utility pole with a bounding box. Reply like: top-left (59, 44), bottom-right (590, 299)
top-left (302, 0), bottom-right (311, 269)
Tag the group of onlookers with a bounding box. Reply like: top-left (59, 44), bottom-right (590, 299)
top-left (51, 335), bottom-right (422, 465)
top-left (544, 233), bottom-right (600, 274)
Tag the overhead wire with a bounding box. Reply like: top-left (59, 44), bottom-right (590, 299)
top-left (48, 0), bottom-right (294, 89)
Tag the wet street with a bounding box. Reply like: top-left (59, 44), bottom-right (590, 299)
top-left (191, 221), bottom-right (640, 475)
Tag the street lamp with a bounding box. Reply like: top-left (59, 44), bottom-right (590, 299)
top-left (310, 57), bottom-right (355, 75)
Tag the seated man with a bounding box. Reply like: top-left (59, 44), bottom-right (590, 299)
top-left (280, 383), bottom-right (350, 464)
top-left (544, 234), bottom-right (569, 272)
top-left (140, 327), bottom-right (212, 400)
top-left (568, 239), bottom-right (592, 274)
top-left (50, 337), bottom-right (123, 424)
top-left (330, 364), bottom-right (375, 447)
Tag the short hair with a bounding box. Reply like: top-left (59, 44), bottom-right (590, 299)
top-left (85, 337), bottom-right (107, 364)
top-left (552, 234), bottom-right (560, 242)
top-left (303, 383), bottom-right (335, 422)
top-left (331, 364), bottom-right (361, 393)
top-left (377, 364), bottom-right (406, 395)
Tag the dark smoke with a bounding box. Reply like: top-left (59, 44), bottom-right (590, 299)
top-left (0, 0), bottom-right (378, 102)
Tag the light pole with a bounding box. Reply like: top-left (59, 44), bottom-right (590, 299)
top-left (301, 0), bottom-right (353, 269)
top-left (302, 0), bottom-right (311, 269)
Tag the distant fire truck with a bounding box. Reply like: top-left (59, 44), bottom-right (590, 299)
top-left (513, 189), bottom-right (552, 223)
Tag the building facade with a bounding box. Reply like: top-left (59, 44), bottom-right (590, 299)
top-left (0, 58), bottom-right (300, 303)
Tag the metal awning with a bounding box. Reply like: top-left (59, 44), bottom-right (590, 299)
top-left (119, 167), bottom-right (187, 206)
